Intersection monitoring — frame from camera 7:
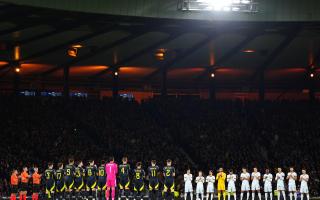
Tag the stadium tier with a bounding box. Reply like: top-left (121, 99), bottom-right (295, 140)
top-left (0, 97), bottom-right (319, 199)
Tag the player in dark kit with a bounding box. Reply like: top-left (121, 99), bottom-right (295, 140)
top-left (74, 161), bottom-right (85, 199)
top-left (97, 160), bottom-right (106, 200)
top-left (86, 160), bottom-right (97, 199)
top-left (65, 159), bottom-right (75, 199)
top-left (44, 163), bottom-right (55, 199)
top-left (119, 157), bottom-right (131, 199)
top-left (148, 160), bottom-right (160, 200)
top-left (133, 162), bottom-right (145, 200)
top-left (55, 163), bottom-right (65, 200)
top-left (163, 159), bottom-right (175, 200)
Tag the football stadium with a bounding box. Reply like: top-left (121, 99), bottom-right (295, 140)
top-left (0, 0), bottom-right (319, 200)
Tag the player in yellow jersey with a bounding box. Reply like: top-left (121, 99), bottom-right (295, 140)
top-left (216, 168), bottom-right (227, 200)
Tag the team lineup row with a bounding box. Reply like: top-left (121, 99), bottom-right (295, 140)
top-left (8, 157), bottom-right (310, 200)
top-left (9, 158), bottom-right (177, 200)
top-left (183, 167), bottom-right (310, 200)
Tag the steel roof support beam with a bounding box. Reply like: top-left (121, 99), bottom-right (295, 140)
top-left (161, 62), bottom-right (168, 97)
top-left (0, 22), bottom-right (94, 71)
top-left (309, 76), bottom-right (315, 102)
top-left (63, 65), bottom-right (69, 99)
top-left (31, 25), bottom-right (117, 64)
top-left (250, 27), bottom-right (301, 80)
top-left (41, 31), bottom-right (146, 76)
top-left (195, 32), bottom-right (262, 81)
top-left (143, 32), bottom-right (218, 80)
top-left (259, 70), bottom-right (265, 103)
top-left (90, 32), bottom-right (183, 78)
top-left (250, 26), bottom-right (301, 103)
top-left (112, 70), bottom-right (119, 98)
top-left (209, 75), bottom-right (216, 100)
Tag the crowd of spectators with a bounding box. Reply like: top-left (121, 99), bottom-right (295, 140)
top-left (0, 95), bottom-right (319, 196)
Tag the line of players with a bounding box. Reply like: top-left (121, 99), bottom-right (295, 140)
top-left (183, 167), bottom-right (310, 200)
top-left (9, 157), bottom-right (176, 200)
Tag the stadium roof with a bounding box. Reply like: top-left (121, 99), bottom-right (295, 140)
top-left (0, 2), bottom-right (319, 94)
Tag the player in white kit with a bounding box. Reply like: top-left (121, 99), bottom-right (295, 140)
top-left (240, 168), bottom-right (250, 200)
top-left (251, 167), bottom-right (262, 200)
top-left (227, 170), bottom-right (237, 200)
top-left (287, 167), bottom-right (297, 200)
top-left (206, 170), bottom-right (215, 200)
top-left (195, 171), bottom-right (205, 200)
top-left (263, 169), bottom-right (273, 200)
top-left (299, 169), bottom-right (309, 200)
top-left (275, 168), bottom-right (286, 200)
top-left (184, 169), bottom-right (193, 200)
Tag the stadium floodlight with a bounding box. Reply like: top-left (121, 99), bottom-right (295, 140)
top-left (15, 67), bottom-right (21, 73)
top-left (199, 0), bottom-right (232, 11)
top-left (178, 0), bottom-right (258, 12)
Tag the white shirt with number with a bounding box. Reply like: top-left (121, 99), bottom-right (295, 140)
top-left (206, 175), bottom-right (215, 193)
top-left (263, 173), bottom-right (273, 193)
top-left (287, 172), bottom-right (297, 191)
top-left (241, 172), bottom-right (250, 191)
top-left (227, 174), bottom-right (237, 192)
top-left (251, 172), bottom-right (261, 190)
top-left (276, 172), bottom-right (285, 191)
top-left (300, 174), bottom-right (309, 193)
top-left (196, 176), bottom-right (205, 194)
top-left (184, 174), bottom-right (193, 193)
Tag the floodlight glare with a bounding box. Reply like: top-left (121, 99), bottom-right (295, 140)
top-left (241, 0), bottom-right (250, 4)
top-left (178, 0), bottom-right (258, 12)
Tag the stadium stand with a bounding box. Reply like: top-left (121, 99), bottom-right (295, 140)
top-left (0, 96), bottom-right (319, 197)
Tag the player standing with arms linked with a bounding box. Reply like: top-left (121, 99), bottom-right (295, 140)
top-left (55, 163), bottom-right (65, 200)
top-left (86, 160), bottom-right (98, 199)
top-left (19, 166), bottom-right (30, 200)
top-left (45, 163), bottom-right (55, 199)
top-left (74, 161), bottom-right (85, 199)
top-left (10, 169), bottom-right (19, 200)
top-left (106, 156), bottom-right (118, 200)
top-left (32, 166), bottom-right (42, 200)
top-left (133, 162), bottom-right (146, 200)
top-left (65, 158), bottom-right (75, 200)
top-left (97, 160), bottom-right (107, 200)
top-left (148, 160), bottom-right (160, 200)
top-left (163, 159), bottom-right (175, 200)
top-left (119, 157), bottom-right (131, 200)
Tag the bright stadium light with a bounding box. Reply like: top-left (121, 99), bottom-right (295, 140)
top-left (178, 0), bottom-right (258, 12)
top-left (199, 0), bottom-right (232, 10)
